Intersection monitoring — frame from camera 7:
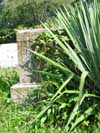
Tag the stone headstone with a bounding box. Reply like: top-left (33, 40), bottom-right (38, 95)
top-left (11, 28), bottom-right (46, 102)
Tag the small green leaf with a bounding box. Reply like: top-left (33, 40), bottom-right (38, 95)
top-left (41, 117), bottom-right (47, 125)
top-left (59, 103), bottom-right (66, 111)
top-left (47, 109), bottom-right (51, 117)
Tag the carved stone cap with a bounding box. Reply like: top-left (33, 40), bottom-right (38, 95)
top-left (16, 28), bottom-right (47, 42)
top-left (16, 27), bottom-right (63, 42)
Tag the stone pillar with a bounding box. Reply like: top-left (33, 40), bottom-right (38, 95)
top-left (11, 28), bottom-right (46, 102)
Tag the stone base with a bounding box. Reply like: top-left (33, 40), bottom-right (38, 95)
top-left (11, 82), bottom-right (39, 102)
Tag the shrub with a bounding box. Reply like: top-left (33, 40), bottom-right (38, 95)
top-left (0, 0), bottom-right (78, 43)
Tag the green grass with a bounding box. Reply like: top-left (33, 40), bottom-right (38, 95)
top-left (0, 67), bottom-right (19, 93)
top-left (0, 93), bottom-right (100, 133)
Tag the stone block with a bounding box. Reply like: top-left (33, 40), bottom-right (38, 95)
top-left (11, 83), bottom-right (39, 102)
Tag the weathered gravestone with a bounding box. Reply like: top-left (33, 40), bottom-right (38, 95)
top-left (11, 28), bottom-right (46, 101)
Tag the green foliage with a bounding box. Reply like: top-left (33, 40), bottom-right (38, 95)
top-left (27, 0), bottom-right (100, 132)
top-left (0, 0), bottom-right (78, 43)
top-left (0, 86), bottom-right (100, 132)
top-left (49, 0), bottom-right (100, 93)
top-left (1, 0), bottom-right (100, 132)
top-left (31, 31), bottom-right (76, 83)
top-left (0, 94), bottom-right (33, 132)
top-left (0, 68), bottom-right (19, 93)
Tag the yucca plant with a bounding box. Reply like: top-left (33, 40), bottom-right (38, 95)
top-left (28, 0), bottom-right (100, 132)
top-left (44, 0), bottom-right (100, 89)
